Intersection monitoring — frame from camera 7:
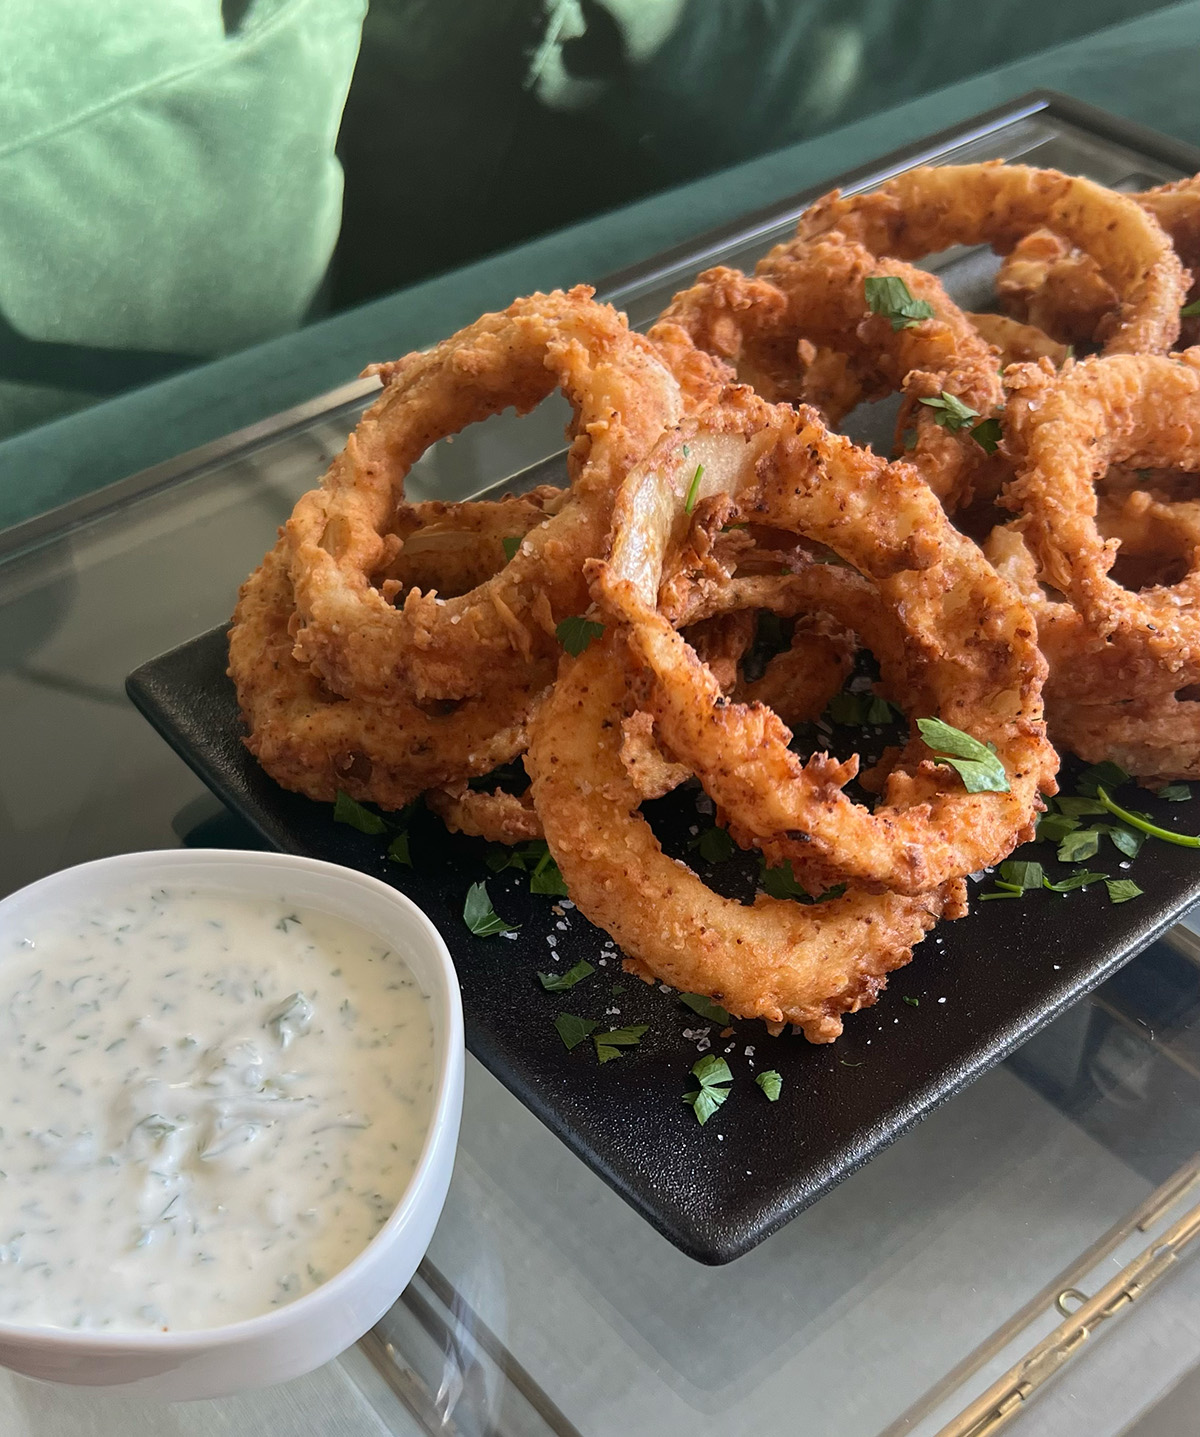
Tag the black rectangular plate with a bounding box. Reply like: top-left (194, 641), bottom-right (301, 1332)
top-left (127, 96), bottom-right (1200, 1263)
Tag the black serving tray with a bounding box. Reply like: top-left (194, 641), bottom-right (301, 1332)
top-left (127, 94), bottom-right (1200, 1263)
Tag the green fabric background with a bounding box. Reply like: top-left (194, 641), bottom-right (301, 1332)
top-left (0, 0), bottom-right (364, 436)
top-left (2, 2), bottom-right (1199, 532)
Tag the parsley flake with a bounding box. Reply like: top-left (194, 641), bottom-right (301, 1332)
top-left (501, 535), bottom-right (522, 562)
top-left (684, 1054), bottom-right (732, 1124)
top-left (919, 391), bottom-right (981, 431)
top-left (864, 275), bottom-right (936, 331)
top-left (970, 416), bottom-right (1003, 454)
top-left (684, 463), bottom-right (705, 516)
top-left (679, 992), bottom-right (733, 1025)
top-left (554, 1013), bottom-right (599, 1050)
top-left (1181, 298), bottom-right (1200, 318)
top-left (333, 790), bottom-right (387, 835)
top-left (529, 846), bottom-right (570, 897)
top-left (755, 1070), bottom-right (783, 1102)
top-left (916, 717), bottom-right (1009, 793)
top-left (1158, 783), bottom-right (1192, 802)
top-left (1043, 870), bottom-right (1108, 893)
top-left (594, 1024), bottom-right (649, 1064)
top-left (688, 826), bottom-right (737, 863)
top-left (902, 995), bottom-right (920, 1007)
top-left (758, 859), bottom-right (807, 901)
top-left (387, 832), bottom-right (412, 867)
top-left (556, 615), bottom-right (605, 656)
top-left (827, 691), bottom-right (896, 726)
top-left (1106, 878), bottom-right (1144, 904)
top-left (1077, 761), bottom-right (1130, 798)
top-left (1057, 828), bottom-right (1101, 863)
top-left (462, 881), bottom-right (520, 937)
top-left (1055, 796), bottom-right (1108, 818)
top-left (538, 961), bottom-right (594, 992)
top-left (998, 859), bottom-right (1043, 891)
top-left (486, 844), bottom-right (526, 873)
top-left (1036, 811), bottom-right (1080, 843)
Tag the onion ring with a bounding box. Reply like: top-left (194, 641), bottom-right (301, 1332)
top-left (593, 397), bottom-right (1054, 896)
top-left (797, 162), bottom-right (1186, 356)
top-left (379, 487), bottom-right (565, 598)
top-left (229, 539), bottom-right (553, 809)
top-left (1050, 693), bottom-right (1200, 783)
top-left (996, 176), bottom-right (1200, 348)
top-left (652, 241), bottom-right (1005, 509)
top-left (525, 632), bottom-right (963, 1043)
top-left (1004, 350), bottom-right (1200, 675)
top-left (732, 613), bottom-right (856, 727)
top-left (966, 311), bottom-right (1069, 366)
top-left (425, 786), bottom-right (543, 842)
top-left (287, 287), bottom-right (681, 702)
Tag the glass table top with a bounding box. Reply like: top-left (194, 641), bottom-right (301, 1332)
top-left (2, 99), bottom-right (1200, 1437)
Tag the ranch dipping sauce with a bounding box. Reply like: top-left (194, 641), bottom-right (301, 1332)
top-left (0, 887), bottom-right (436, 1333)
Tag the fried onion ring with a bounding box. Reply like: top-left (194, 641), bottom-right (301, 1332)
top-left (652, 241), bottom-right (1005, 509)
top-left (425, 785), bottom-right (543, 842)
top-left (593, 396), bottom-right (1054, 896)
top-left (797, 162), bottom-right (1186, 356)
top-left (525, 633), bottom-right (962, 1043)
top-left (380, 488), bottom-right (565, 597)
top-left (1005, 351), bottom-right (1200, 676)
top-left (287, 287), bottom-right (681, 702)
top-left (996, 176), bottom-right (1200, 349)
top-left (966, 311), bottom-right (1069, 367)
top-left (229, 539), bottom-right (554, 808)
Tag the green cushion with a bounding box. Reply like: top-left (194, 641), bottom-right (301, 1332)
top-left (0, 0), bottom-right (365, 436)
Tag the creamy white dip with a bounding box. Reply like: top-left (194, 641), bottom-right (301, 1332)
top-left (0, 887), bottom-right (436, 1332)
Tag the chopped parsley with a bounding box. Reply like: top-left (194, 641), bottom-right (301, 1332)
top-left (462, 881), bottom-right (520, 937)
top-left (970, 416), bottom-right (1003, 454)
top-left (902, 995), bottom-right (920, 1008)
top-left (594, 1024), bottom-right (649, 1064)
top-left (528, 846), bottom-right (570, 897)
top-left (333, 790), bottom-right (387, 835)
top-left (758, 860), bottom-right (807, 901)
top-left (1106, 878), bottom-right (1144, 904)
top-left (688, 826), bottom-right (737, 864)
top-left (1057, 828), bottom-right (1101, 863)
top-left (916, 717), bottom-right (1009, 794)
top-left (554, 1013), bottom-right (599, 1050)
top-left (1158, 783), bottom-right (1192, 802)
top-left (386, 832), bottom-right (412, 867)
top-left (555, 615), bottom-right (605, 656)
top-left (537, 961), bottom-right (594, 992)
top-left (864, 275), bottom-right (936, 331)
top-left (998, 859), bottom-right (1044, 891)
top-left (501, 535), bottom-right (522, 562)
top-left (1043, 870), bottom-right (1108, 893)
top-left (1181, 298), bottom-right (1200, 317)
top-left (684, 463), bottom-right (705, 516)
top-left (755, 1070), bottom-right (783, 1102)
top-left (684, 1054), bottom-right (733, 1124)
top-left (828, 692), bottom-right (898, 727)
top-left (1036, 811), bottom-right (1081, 844)
top-left (918, 391), bottom-right (981, 431)
top-left (757, 859), bottom-right (844, 904)
top-left (679, 992), bottom-right (733, 1025)
top-left (1076, 761), bottom-right (1130, 798)
top-left (488, 839), bottom-right (569, 894)
top-left (486, 844), bottom-right (526, 873)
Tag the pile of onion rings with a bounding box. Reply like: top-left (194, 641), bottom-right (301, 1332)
top-left (230, 159), bottom-right (1200, 1043)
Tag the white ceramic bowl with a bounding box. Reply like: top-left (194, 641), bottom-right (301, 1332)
top-left (0, 849), bottom-right (464, 1401)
